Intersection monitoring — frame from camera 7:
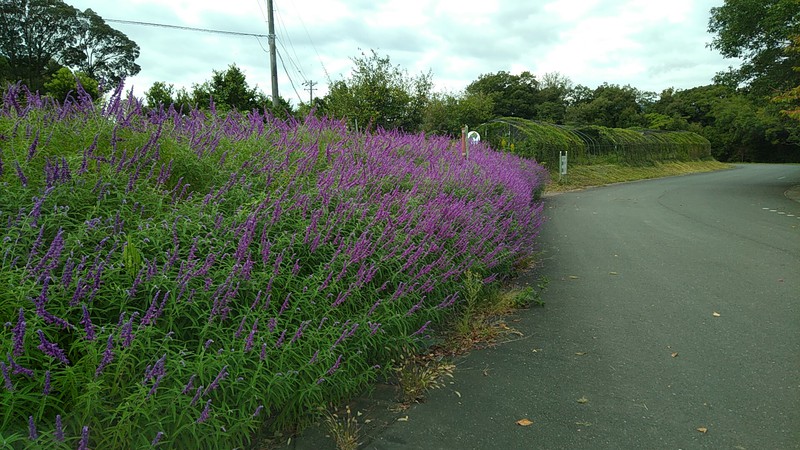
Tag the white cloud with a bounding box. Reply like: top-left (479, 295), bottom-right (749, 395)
top-left (65, 0), bottom-right (733, 105)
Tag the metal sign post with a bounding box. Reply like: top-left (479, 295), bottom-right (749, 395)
top-left (559, 151), bottom-right (568, 181)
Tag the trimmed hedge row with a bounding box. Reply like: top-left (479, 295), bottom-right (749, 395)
top-left (477, 118), bottom-right (712, 168)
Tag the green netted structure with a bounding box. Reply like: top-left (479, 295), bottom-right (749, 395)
top-left (477, 118), bottom-right (712, 168)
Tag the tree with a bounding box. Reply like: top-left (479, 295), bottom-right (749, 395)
top-left (324, 50), bottom-right (432, 132)
top-left (0, 0), bottom-right (79, 91)
top-left (465, 71), bottom-right (540, 119)
top-left (773, 35), bottom-right (800, 120)
top-left (144, 81), bottom-right (176, 109)
top-left (564, 83), bottom-right (647, 128)
top-left (0, 1), bottom-right (139, 92)
top-left (421, 91), bottom-right (494, 136)
top-left (61, 8), bottom-right (140, 87)
top-left (43, 66), bottom-right (98, 101)
top-left (708, 0), bottom-right (800, 95)
top-left (191, 64), bottom-right (267, 112)
top-left (535, 72), bottom-right (574, 123)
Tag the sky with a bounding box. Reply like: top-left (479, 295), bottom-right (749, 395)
top-left (66, 0), bottom-right (737, 107)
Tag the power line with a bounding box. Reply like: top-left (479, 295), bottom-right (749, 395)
top-left (106, 18), bottom-right (268, 38)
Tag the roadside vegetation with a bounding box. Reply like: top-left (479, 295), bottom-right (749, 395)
top-left (0, 83), bottom-right (547, 448)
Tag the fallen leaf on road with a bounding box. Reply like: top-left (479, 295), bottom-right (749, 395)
top-left (397, 416), bottom-right (409, 422)
top-left (712, 312), bottom-right (721, 317)
top-left (575, 422), bottom-right (592, 427)
top-left (516, 419), bottom-right (534, 426)
top-left (575, 352), bottom-right (588, 356)
top-left (609, 271), bottom-right (618, 275)
top-left (577, 396), bottom-right (589, 404)
top-left (569, 275), bottom-right (579, 279)
top-left (454, 391), bottom-right (461, 398)
top-left (696, 427), bottom-right (708, 433)
top-left (671, 352), bottom-right (679, 358)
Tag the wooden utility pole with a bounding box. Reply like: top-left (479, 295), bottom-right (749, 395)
top-left (303, 80), bottom-right (317, 104)
top-left (266, 0), bottom-right (279, 108)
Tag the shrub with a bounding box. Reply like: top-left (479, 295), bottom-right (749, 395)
top-left (0, 82), bottom-right (547, 448)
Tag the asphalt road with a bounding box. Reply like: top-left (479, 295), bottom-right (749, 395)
top-left (291, 164), bottom-right (800, 450)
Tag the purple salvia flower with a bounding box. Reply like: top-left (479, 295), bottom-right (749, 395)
top-left (42, 370), bottom-right (51, 395)
top-left (327, 354), bottom-right (343, 376)
top-left (14, 160), bottom-right (28, 187)
top-left (204, 339), bottom-right (214, 349)
top-left (78, 425), bottom-right (89, 450)
top-left (12, 308), bottom-right (25, 356)
top-left (197, 399), bottom-right (211, 423)
top-left (1, 362), bottom-right (12, 391)
top-left (36, 330), bottom-right (70, 365)
top-left (234, 316), bottom-right (247, 339)
top-left (80, 304), bottom-right (95, 341)
top-left (152, 431), bottom-right (164, 446)
top-left (197, 399), bottom-right (212, 423)
top-left (405, 295), bottom-right (427, 316)
top-left (278, 293), bottom-right (291, 315)
top-left (260, 343), bottom-right (268, 360)
top-left (289, 322), bottom-right (306, 345)
top-left (368, 322), bottom-right (381, 335)
top-left (268, 317), bottom-right (277, 332)
top-left (253, 405), bottom-right (264, 417)
top-left (143, 353), bottom-right (167, 394)
top-left (309, 350), bottom-right (319, 364)
top-left (203, 365), bottom-right (228, 395)
top-left (28, 415), bottom-right (37, 441)
top-left (190, 385), bottom-right (203, 406)
top-left (120, 312), bottom-right (137, 347)
top-left (411, 320), bottom-right (432, 337)
top-left (54, 415), bottom-right (64, 442)
top-left (95, 334), bottom-right (114, 378)
top-left (8, 354), bottom-right (34, 378)
top-left (244, 318), bottom-right (258, 352)
top-left (274, 329), bottom-right (287, 348)
top-left (182, 374), bottom-right (197, 394)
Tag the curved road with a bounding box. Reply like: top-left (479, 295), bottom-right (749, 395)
top-left (293, 164), bottom-right (800, 450)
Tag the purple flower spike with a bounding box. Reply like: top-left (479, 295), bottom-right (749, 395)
top-left (42, 370), bottom-right (51, 395)
top-left (80, 304), bottom-right (95, 341)
top-left (12, 308), bottom-right (25, 356)
top-left (78, 425), bottom-right (89, 450)
top-left (152, 431), bottom-right (164, 446)
top-left (197, 399), bottom-right (212, 423)
top-left (253, 405), bottom-right (264, 417)
top-left (36, 330), bottom-right (70, 365)
top-left (54, 415), bottom-right (64, 442)
top-left (95, 334), bottom-right (114, 378)
top-left (1, 362), bottom-right (12, 391)
top-left (28, 416), bottom-right (37, 440)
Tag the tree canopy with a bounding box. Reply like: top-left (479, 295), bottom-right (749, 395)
top-left (324, 50), bottom-right (432, 132)
top-left (0, 0), bottom-right (139, 91)
top-left (708, 0), bottom-right (800, 95)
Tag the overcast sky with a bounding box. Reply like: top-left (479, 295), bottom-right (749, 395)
top-left (66, 0), bottom-right (736, 106)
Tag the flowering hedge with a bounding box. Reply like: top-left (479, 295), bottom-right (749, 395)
top-left (0, 83), bottom-right (547, 448)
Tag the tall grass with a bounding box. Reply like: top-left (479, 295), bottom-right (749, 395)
top-left (0, 83), bottom-right (547, 448)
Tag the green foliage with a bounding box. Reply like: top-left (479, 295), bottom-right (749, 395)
top-left (191, 64), bottom-right (267, 112)
top-left (708, 0), bottom-right (800, 95)
top-left (479, 117), bottom-right (711, 168)
top-left (60, 8), bottom-right (141, 87)
top-left (466, 71), bottom-right (540, 119)
top-left (565, 83), bottom-right (652, 129)
top-left (43, 67), bottom-right (99, 102)
top-left (0, 84), bottom-right (547, 448)
top-left (421, 91), bottom-right (494, 136)
top-left (324, 49), bottom-right (433, 132)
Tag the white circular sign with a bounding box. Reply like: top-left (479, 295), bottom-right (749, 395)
top-left (467, 131), bottom-right (481, 142)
